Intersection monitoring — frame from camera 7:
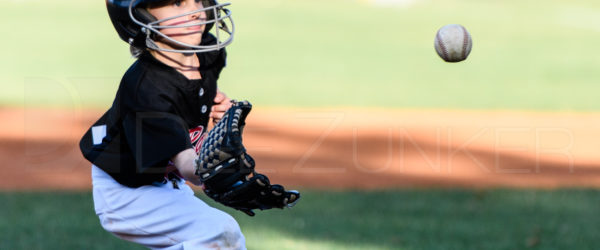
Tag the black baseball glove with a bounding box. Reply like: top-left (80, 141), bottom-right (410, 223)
top-left (195, 100), bottom-right (300, 216)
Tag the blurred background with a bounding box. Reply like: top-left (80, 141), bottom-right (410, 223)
top-left (1, 0), bottom-right (599, 249)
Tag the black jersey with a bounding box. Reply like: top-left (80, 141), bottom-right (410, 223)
top-left (80, 39), bottom-right (227, 187)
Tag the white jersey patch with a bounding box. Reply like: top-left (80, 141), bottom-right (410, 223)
top-left (91, 125), bottom-right (107, 145)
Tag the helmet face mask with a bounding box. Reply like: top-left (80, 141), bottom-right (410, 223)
top-left (106, 0), bottom-right (234, 53)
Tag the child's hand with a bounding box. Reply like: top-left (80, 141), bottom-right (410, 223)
top-left (210, 90), bottom-right (233, 124)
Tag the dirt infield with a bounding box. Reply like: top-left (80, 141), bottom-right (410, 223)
top-left (1, 107), bottom-right (599, 190)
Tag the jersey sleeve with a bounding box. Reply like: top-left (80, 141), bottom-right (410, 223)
top-left (121, 111), bottom-right (192, 173)
top-left (119, 75), bottom-right (193, 174)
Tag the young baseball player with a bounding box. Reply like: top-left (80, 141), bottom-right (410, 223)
top-left (80, 0), bottom-right (246, 249)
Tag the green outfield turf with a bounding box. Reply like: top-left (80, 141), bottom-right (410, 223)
top-left (1, 0), bottom-right (599, 110)
top-left (1, 189), bottom-right (599, 250)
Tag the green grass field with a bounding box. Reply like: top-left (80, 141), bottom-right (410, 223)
top-left (1, 189), bottom-right (599, 250)
top-left (1, 0), bottom-right (599, 110)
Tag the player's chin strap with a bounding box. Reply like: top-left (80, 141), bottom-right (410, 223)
top-left (129, 0), bottom-right (235, 54)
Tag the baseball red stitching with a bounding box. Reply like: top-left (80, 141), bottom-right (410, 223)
top-left (461, 25), bottom-right (469, 60)
top-left (436, 30), bottom-right (449, 61)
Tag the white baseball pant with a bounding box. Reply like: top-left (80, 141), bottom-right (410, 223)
top-left (92, 165), bottom-right (246, 250)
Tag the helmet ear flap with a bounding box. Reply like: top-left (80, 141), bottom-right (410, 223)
top-left (133, 6), bottom-right (157, 24)
top-left (132, 6), bottom-right (158, 43)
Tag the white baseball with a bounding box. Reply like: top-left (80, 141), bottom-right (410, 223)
top-left (434, 24), bottom-right (473, 62)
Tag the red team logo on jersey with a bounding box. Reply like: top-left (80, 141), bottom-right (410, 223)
top-left (189, 126), bottom-right (207, 154)
top-left (163, 125), bottom-right (207, 182)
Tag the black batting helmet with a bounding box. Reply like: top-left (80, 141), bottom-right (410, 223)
top-left (106, 0), bottom-right (234, 53)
